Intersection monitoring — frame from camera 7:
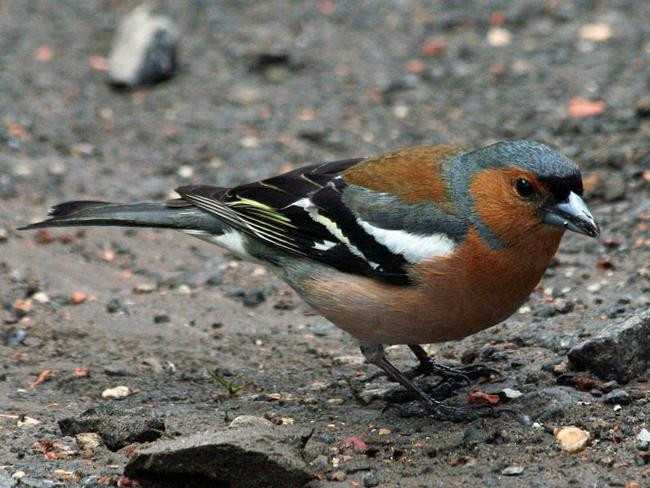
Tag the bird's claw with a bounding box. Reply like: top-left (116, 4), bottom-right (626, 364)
top-left (412, 360), bottom-right (500, 386)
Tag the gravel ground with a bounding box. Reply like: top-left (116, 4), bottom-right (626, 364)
top-left (1, 1), bottom-right (649, 487)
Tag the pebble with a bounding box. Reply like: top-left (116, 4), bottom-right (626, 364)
top-left (14, 478), bottom-right (64, 487)
top-left (311, 454), bottom-right (329, 470)
top-left (637, 429), bottom-right (650, 450)
top-left (12, 471), bottom-right (25, 479)
top-left (108, 4), bottom-right (177, 87)
top-left (153, 314), bottom-right (170, 324)
top-left (636, 95), bottom-right (650, 118)
top-left (228, 415), bottom-right (272, 429)
top-left (603, 389), bottom-right (631, 405)
top-left (362, 471), bottom-right (379, 487)
top-left (502, 465), bottom-right (525, 476)
top-left (4, 329), bottom-right (27, 347)
top-left (177, 165), bottom-right (194, 179)
top-left (359, 383), bottom-right (396, 404)
top-left (601, 380), bottom-right (620, 393)
top-left (76, 432), bottom-right (103, 458)
top-left (70, 291), bottom-right (87, 304)
top-left (133, 283), bottom-right (156, 294)
top-left (106, 298), bottom-right (122, 313)
top-left (32, 291), bottom-right (50, 303)
top-left (101, 385), bottom-right (135, 399)
top-left (487, 27), bottom-right (511, 47)
top-left (242, 288), bottom-right (266, 307)
top-left (0, 224), bottom-right (7, 241)
top-left (553, 298), bottom-right (574, 314)
top-left (17, 416), bottom-right (40, 428)
top-left (555, 426), bottom-right (590, 453)
top-left (329, 470), bottom-right (346, 482)
top-left (637, 428), bottom-right (650, 443)
top-left (176, 284), bottom-right (191, 294)
top-left (579, 23), bottom-right (612, 42)
top-left (501, 388), bottom-right (523, 400)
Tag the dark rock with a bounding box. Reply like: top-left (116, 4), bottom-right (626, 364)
top-left (242, 288), bottom-right (266, 307)
top-left (153, 314), bottom-right (170, 324)
top-left (108, 5), bottom-right (177, 88)
top-left (125, 426), bottom-right (313, 488)
top-left (205, 274), bottom-right (223, 286)
top-left (636, 95), bottom-right (650, 118)
top-left (58, 404), bottom-right (164, 451)
top-left (602, 389), bottom-right (631, 405)
top-left (106, 298), bottom-right (122, 314)
top-left (568, 311), bottom-right (650, 383)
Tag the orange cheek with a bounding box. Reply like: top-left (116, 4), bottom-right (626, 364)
top-left (470, 168), bottom-right (544, 245)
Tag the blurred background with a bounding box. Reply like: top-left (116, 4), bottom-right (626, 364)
top-left (2, 0), bottom-right (648, 208)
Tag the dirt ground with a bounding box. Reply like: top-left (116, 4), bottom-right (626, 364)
top-left (1, 1), bottom-right (649, 487)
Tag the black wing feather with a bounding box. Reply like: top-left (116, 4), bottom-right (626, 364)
top-left (177, 158), bottom-right (411, 285)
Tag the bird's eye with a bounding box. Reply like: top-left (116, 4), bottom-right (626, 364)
top-left (515, 178), bottom-right (535, 198)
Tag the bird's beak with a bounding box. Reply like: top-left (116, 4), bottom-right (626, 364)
top-left (542, 192), bottom-right (600, 238)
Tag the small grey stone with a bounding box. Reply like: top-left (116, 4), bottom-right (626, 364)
top-left (502, 465), bottom-right (525, 476)
top-left (362, 471), bottom-right (379, 487)
top-left (311, 454), bottom-right (329, 470)
top-left (106, 298), bottom-right (121, 314)
top-left (108, 4), bottom-right (177, 88)
top-left (601, 380), bottom-right (620, 393)
top-left (637, 428), bottom-right (650, 443)
top-left (0, 468), bottom-right (16, 488)
top-left (501, 388), bottom-right (523, 400)
top-left (16, 479), bottom-right (63, 488)
top-left (228, 415), bottom-right (272, 429)
top-left (80, 476), bottom-right (102, 488)
top-left (603, 389), bottom-right (631, 405)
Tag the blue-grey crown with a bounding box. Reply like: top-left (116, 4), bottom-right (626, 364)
top-left (464, 140), bottom-right (583, 200)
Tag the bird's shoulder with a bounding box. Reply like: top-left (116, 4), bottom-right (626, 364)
top-left (342, 144), bottom-right (463, 205)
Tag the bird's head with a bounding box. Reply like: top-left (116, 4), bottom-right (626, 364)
top-left (458, 140), bottom-right (599, 247)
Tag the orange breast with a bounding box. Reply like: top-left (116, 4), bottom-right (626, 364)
top-left (294, 227), bottom-right (564, 345)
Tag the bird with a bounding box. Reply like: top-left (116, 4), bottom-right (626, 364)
top-left (20, 140), bottom-right (599, 420)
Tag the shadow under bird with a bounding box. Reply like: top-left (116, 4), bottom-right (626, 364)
top-left (20, 140), bottom-right (599, 420)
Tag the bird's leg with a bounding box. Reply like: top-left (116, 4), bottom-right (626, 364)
top-left (407, 345), bottom-right (500, 386)
top-left (359, 342), bottom-right (489, 421)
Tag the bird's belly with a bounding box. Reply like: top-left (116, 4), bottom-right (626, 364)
top-left (287, 267), bottom-right (536, 346)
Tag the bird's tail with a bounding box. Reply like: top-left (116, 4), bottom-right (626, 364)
top-left (18, 200), bottom-right (225, 233)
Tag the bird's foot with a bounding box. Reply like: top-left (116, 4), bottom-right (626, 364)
top-left (396, 396), bottom-right (496, 421)
top-left (361, 362), bottom-right (498, 386)
top-left (409, 360), bottom-right (500, 387)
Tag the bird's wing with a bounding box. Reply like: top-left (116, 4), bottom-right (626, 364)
top-left (177, 146), bottom-right (467, 285)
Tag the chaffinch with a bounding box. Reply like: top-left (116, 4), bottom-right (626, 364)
top-left (21, 140), bottom-right (599, 420)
